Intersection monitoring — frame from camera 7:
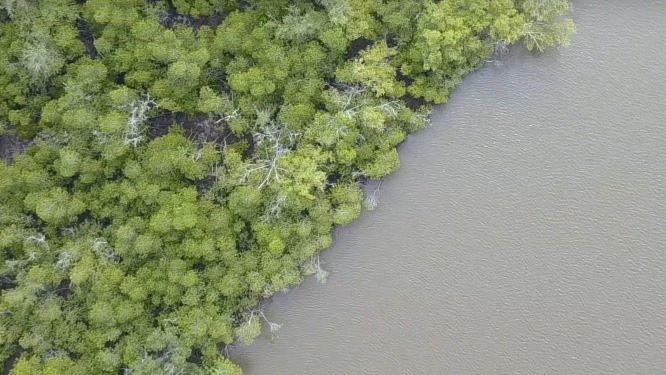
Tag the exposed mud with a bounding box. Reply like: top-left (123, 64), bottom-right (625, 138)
top-left (0, 133), bottom-right (32, 164)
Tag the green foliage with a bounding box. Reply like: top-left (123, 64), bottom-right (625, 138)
top-left (520, 0), bottom-right (575, 52)
top-left (0, 0), bottom-right (572, 373)
top-left (336, 42), bottom-right (405, 98)
top-left (398, 0), bottom-right (528, 102)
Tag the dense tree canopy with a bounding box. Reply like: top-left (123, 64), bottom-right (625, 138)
top-left (0, 0), bottom-right (573, 373)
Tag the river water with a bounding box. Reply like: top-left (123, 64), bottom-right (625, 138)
top-left (231, 1), bottom-right (666, 374)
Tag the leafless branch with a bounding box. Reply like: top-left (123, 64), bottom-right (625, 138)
top-left (124, 94), bottom-right (156, 147)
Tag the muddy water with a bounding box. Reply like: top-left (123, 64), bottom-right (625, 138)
top-left (232, 2), bottom-right (666, 374)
